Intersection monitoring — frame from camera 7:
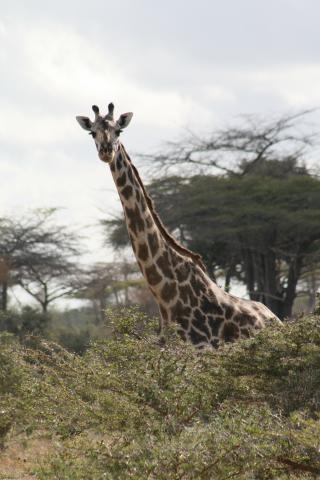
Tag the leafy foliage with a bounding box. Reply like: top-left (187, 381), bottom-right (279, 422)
top-left (0, 307), bottom-right (49, 338)
top-left (103, 159), bottom-right (320, 319)
top-left (0, 209), bottom-right (82, 312)
top-left (0, 309), bottom-right (320, 478)
top-left (102, 112), bottom-right (320, 318)
top-left (75, 261), bottom-right (147, 322)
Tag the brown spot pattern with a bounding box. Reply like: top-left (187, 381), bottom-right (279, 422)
top-left (179, 285), bottom-right (191, 304)
top-left (161, 282), bottom-right (177, 302)
top-left (178, 284), bottom-right (198, 307)
top-left (190, 275), bottom-right (205, 296)
top-left (116, 171), bottom-right (126, 187)
top-left (233, 313), bottom-right (255, 327)
top-left (148, 231), bottom-right (160, 256)
top-left (111, 151), bottom-right (275, 349)
top-left (125, 205), bottom-right (145, 236)
top-left (171, 251), bottom-right (183, 267)
top-left (176, 263), bottom-right (190, 282)
top-left (116, 155), bottom-right (123, 170)
top-left (140, 196), bottom-right (147, 212)
top-left (240, 327), bottom-right (251, 338)
top-left (207, 315), bottom-right (223, 336)
top-left (192, 313), bottom-right (211, 338)
top-left (145, 265), bottom-right (162, 286)
top-left (171, 300), bottom-right (191, 319)
top-left (222, 303), bottom-right (234, 320)
top-left (137, 243), bottom-right (149, 261)
top-left (222, 322), bottom-right (240, 342)
top-left (145, 214), bottom-right (153, 228)
top-left (121, 185), bottom-right (133, 200)
top-left (201, 296), bottom-right (223, 316)
top-left (128, 167), bottom-right (133, 183)
top-left (157, 251), bottom-right (174, 278)
top-left (177, 317), bottom-right (189, 330)
top-left (189, 328), bottom-right (207, 344)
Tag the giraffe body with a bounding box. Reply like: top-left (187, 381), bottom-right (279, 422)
top-left (77, 104), bottom-right (282, 348)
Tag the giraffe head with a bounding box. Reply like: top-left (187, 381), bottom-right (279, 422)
top-left (76, 103), bottom-right (133, 163)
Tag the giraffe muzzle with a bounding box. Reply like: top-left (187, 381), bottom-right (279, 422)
top-left (99, 149), bottom-right (114, 163)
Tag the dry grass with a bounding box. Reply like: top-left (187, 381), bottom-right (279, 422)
top-left (0, 432), bottom-right (57, 479)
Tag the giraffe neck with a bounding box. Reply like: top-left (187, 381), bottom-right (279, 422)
top-left (108, 145), bottom-right (280, 347)
top-left (110, 145), bottom-right (173, 298)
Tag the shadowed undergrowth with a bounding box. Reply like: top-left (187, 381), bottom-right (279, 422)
top-left (0, 307), bottom-right (320, 479)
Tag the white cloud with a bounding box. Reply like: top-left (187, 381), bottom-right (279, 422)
top-left (2, 9), bottom-right (320, 274)
top-left (0, 19), bottom-right (6, 39)
top-left (1, 143), bottom-right (120, 264)
top-left (0, 107), bottom-right (77, 144)
top-left (5, 20), bottom-right (320, 153)
top-left (1, 21), bottom-right (223, 140)
top-left (201, 85), bottom-right (236, 103)
top-left (1, 146), bottom-right (116, 220)
top-left (22, 22), bottom-right (217, 129)
top-left (238, 64), bottom-right (320, 107)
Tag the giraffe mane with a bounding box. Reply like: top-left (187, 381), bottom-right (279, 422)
top-left (120, 145), bottom-right (208, 274)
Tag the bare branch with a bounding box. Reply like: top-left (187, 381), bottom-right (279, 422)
top-left (140, 110), bottom-right (318, 177)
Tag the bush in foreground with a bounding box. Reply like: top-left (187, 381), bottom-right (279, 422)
top-left (0, 308), bottom-right (320, 478)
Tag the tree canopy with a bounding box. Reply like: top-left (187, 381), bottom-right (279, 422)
top-left (0, 209), bottom-right (82, 313)
top-left (102, 112), bottom-right (320, 319)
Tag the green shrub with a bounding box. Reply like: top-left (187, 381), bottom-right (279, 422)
top-left (0, 333), bottom-right (29, 447)
top-left (1, 308), bottom-right (320, 478)
top-left (0, 307), bottom-right (49, 337)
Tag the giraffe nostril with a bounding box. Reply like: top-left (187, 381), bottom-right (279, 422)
top-left (99, 145), bottom-right (113, 159)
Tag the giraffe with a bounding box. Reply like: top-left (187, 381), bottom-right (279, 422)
top-left (76, 103), bottom-right (282, 348)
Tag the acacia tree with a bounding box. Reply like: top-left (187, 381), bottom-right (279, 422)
top-left (102, 112), bottom-right (320, 319)
top-left (0, 209), bottom-right (82, 313)
top-left (76, 260), bottom-right (144, 322)
top-left (143, 110), bottom-right (315, 176)
top-left (0, 211), bottom-right (54, 311)
top-left (103, 162), bottom-right (320, 319)
top-left (17, 252), bottom-right (80, 313)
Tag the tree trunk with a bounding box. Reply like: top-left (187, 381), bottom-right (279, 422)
top-left (245, 249), bottom-right (258, 301)
top-left (0, 258), bottom-right (10, 311)
top-left (113, 288), bottom-right (120, 306)
top-left (0, 282), bottom-right (8, 311)
top-left (98, 296), bottom-right (106, 323)
top-left (307, 272), bottom-right (317, 313)
top-left (224, 269), bottom-right (231, 293)
top-left (282, 257), bottom-right (303, 319)
top-left (262, 252), bottom-right (284, 316)
top-left (42, 284), bottom-right (49, 313)
top-left (124, 272), bottom-right (129, 305)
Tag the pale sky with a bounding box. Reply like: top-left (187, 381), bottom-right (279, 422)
top-left (1, 0), bottom-right (320, 265)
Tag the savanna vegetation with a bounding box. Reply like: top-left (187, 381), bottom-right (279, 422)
top-left (103, 113), bottom-right (320, 320)
top-left (1, 307), bottom-right (320, 479)
top-left (1, 111), bottom-right (320, 478)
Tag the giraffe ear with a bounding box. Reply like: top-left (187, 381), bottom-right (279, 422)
top-left (116, 112), bottom-right (133, 129)
top-left (76, 116), bottom-right (93, 131)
